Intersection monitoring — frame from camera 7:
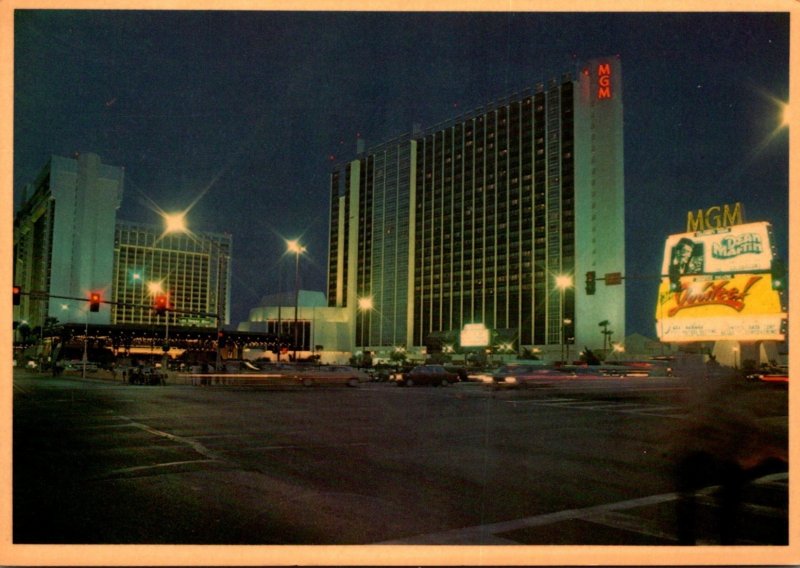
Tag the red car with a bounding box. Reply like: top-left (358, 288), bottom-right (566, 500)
top-left (746, 367), bottom-right (788, 384)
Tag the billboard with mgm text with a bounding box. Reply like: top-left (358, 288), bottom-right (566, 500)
top-left (656, 221), bottom-right (786, 342)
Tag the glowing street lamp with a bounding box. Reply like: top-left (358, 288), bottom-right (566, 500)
top-left (555, 274), bottom-right (573, 363)
top-left (162, 211), bottom-right (226, 372)
top-left (162, 211), bottom-right (188, 235)
top-left (287, 239), bottom-right (307, 361)
top-left (357, 296), bottom-right (373, 350)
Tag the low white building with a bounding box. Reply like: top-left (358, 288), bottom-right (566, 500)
top-left (237, 290), bottom-right (354, 364)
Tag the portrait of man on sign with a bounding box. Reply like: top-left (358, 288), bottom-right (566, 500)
top-left (671, 237), bottom-right (705, 275)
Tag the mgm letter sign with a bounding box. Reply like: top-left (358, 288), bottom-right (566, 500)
top-left (656, 220), bottom-right (786, 342)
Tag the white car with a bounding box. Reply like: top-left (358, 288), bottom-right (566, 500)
top-left (295, 365), bottom-right (370, 387)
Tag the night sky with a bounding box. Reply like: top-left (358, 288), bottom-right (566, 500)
top-left (12, 11), bottom-right (790, 337)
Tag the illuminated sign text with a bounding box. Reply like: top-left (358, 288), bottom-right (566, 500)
top-left (597, 63), bottom-right (612, 100)
top-left (711, 233), bottom-right (763, 259)
top-left (655, 274), bottom-right (786, 342)
top-left (686, 202), bottom-right (744, 232)
top-left (667, 276), bottom-right (761, 317)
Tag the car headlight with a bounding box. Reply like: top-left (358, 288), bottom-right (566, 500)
top-left (504, 376), bottom-right (518, 384)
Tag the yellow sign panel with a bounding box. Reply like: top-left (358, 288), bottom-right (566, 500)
top-left (655, 274), bottom-right (786, 342)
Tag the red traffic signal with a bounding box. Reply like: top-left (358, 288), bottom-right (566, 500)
top-left (154, 294), bottom-right (169, 315)
top-left (89, 292), bottom-right (101, 312)
top-left (13, 285), bottom-right (21, 306)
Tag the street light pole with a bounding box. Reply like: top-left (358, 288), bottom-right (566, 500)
top-left (161, 211), bottom-right (228, 372)
top-left (357, 296), bottom-right (373, 358)
top-left (555, 275), bottom-right (573, 365)
top-left (215, 247), bottom-right (223, 372)
top-left (286, 239), bottom-right (306, 363)
top-left (293, 248), bottom-right (300, 362)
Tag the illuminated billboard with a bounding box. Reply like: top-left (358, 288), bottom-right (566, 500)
top-left (460, 323), bottom-right (490, 348)
top-left (662, 222), bottom-right (774, 276)
top-left (656, 274), bottom-right (786, 342)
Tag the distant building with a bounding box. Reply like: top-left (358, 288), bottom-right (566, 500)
top-left (13, 153), bottom-right (123, 328)
top-left (327, 56), bottom-right (626, 359)
top-left (112, 220), bottom-right (232, 327)
top-left (238, 290), bottom-right (353, 363)
top-left (13, 153), bottom-right (232, 333)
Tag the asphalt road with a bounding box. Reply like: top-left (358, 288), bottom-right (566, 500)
top-left (12, 370), bottom-right (788, 546)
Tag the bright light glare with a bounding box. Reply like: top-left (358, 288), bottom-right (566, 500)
top-left (286, 239), bottom-right (306, 254)
top-left (781, 102), bottom-right (791, 128)
top-left (358, 296), bottom-right (373, 311)
top-left (147, 282), bottom-right (164, 295)
top-left (555, 275), bottom-right (573, 289)
top-left (163, 212), bottom-right (188, 234)
top-left (613, 344), bottom-right (625, 353)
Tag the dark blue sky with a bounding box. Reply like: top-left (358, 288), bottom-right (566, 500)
top-left (13, 11), bottom-right (790, 336)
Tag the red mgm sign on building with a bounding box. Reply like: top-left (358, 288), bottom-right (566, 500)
top-left (597, 63), bottom-right (612, 99)
top-left (656, 220), bottom-right (786, 342)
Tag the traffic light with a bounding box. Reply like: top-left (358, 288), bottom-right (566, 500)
top-left (585, 271), bottom-right (596, 295)
top-left (771, 258), bottom-right (786, 290)
top-left (154, 294), bottom-right (168, 316)
top-left (13, 285), bottom-right (21, 306)
top-left (89, 292), bottom-right (101, 312)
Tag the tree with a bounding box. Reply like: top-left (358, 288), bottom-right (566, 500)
top-left (390, 348), bottom-right (408, 365)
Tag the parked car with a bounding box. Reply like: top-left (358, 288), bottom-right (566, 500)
top-left (394, 364), bottom-right (459, 387)
top-left (444, 366), bottom-right (469, 382)
top-left (295, 365), bottom-right (370, 387)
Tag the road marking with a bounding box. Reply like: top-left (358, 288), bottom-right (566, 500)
top-left (378, 491), bottom-right (680, 544)
top-left (240, 442), bottom-right (371, 452)
top-left (582, 510), bottom-right (678, 542)
top-left (119, 416), bottom-right (226, 461)
top-left (90, 459), bottom-right (223, 480)
top-left (505, 398), bottom-right (684, 417)
top-left (380, 472), bottom-right (789, 544)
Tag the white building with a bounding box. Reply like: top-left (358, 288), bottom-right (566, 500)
top-left (238, 290), bottom-right (354, 364)
top-left (14, 153), bottom-right (124, 328)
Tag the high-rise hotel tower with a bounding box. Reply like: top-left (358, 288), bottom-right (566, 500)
top-left (327, 57), bottom-right (625, 356)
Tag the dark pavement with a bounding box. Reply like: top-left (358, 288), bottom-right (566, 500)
top-left (12, 369), bottom-right (788, 548)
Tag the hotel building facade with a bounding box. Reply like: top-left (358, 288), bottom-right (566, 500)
top-left (13, 153), bottom-right (124, 328)
top-left (13, 153), bottom-right (232, 332)
top-left (327, 57), bottom-right (625, 357)
top-left (112, 221), bottom-right (232, 328)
